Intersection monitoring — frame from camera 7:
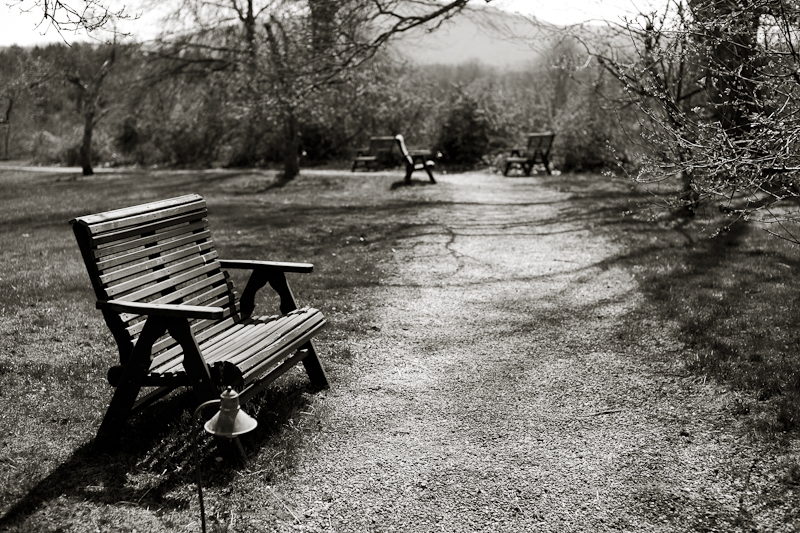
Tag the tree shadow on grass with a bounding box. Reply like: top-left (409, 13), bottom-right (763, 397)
top-left (586, 211), bottom-right (800, 426)
top-left (0, 377), bottom-right (317, 530)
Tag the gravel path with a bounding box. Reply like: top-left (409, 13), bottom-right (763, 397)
top-left (256, 172), bottom-right (799, 532)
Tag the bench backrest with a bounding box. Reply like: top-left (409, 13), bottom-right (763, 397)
top-left (394, 135), bottom-right (414, 166)
top-left (368, 136), bottom-right (397, 155)
top-left (70, 194), bottom-right (238, 362)
top-left (527, 132), bottom-right (555, 153)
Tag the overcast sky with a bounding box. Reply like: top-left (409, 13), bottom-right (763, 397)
top-left (0, 0), bottom-right (639, 47)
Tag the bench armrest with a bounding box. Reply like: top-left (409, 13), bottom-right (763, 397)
top-left (220, 259), bottom-right (313, 273)
top-left (97, 299), bottom-right (226, 319)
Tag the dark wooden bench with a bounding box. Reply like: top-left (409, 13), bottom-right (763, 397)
top-left (352, 135), bottom-right (436, 183)
top-left (70, 194), bottom-right (329, 447)
top-left (351, 136), bottom-right (398, 171)
top-left (395, 134), bottom-right (436, 183)
top-left (504, 132), bottom-right (555, 176)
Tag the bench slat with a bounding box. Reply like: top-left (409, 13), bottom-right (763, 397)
top-left (154, 318), bottom-right (278, 374)
top-left (202, 318), bottom-right (290, 363)
top-left (104, 251), bottom-right (219, 297)
top-left (116, 262), bottom-right (221, 303)
top-left (95, 229), bottom-right (212, 271)
top-left (144, 304), bottom-right (237, 361)
top-left (151, 309), bottom-right (322, 376)
top-left (118, 271), bottom-right (230, 323)
top-left (127, 289), bottom-right (236, 342)
top-left (241, 321), bottom-right (325, 383)
top-left (149, 315), bottom-right (241, 369)
top-left (224, 311), bottom-right (320, 368)
top-left (73, 196), bottom-right (206, 235)
top-left (99, 242), bottom-right (214, 285)
top-left (238, 315), bottom-right (326, 376)
top-left (91, 210), bottom-right (206, 247)
top-left (92, 220), bottom-right (209, 260)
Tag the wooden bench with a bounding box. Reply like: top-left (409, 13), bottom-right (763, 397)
top-left (352, 135), bottom-right (436, 183)
top-left (70, 194), bottom-right (329, 447)
top-left (504, 132), bottom-right (555, 176)
top-left (395, 134), bottom-right (436, 183)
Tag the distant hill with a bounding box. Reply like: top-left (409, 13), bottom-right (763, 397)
top-left (390, 5), bottom-right (547, 70)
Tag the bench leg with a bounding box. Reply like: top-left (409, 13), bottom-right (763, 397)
top-left (523, 161), bottom-right (533, 177)
top-left (95, 318), bottom-right (167, 450)
top-left (266, 272), bottom-right (330, 389)
top-left (543, 155), bottom-right (552, 175)
top-left (300, 340), bottom-right (330, 389)
top-left (167, 318), bottom-right (219, 403)
top-left (424, 163), bottom-right (436, 184)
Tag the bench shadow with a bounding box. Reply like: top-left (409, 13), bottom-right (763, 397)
top-left (389, 179), bottom-right (436, 190)
top-left (0, 378), bottom-right (317, 530)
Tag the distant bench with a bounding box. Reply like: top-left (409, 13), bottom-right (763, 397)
top-left (504, 132), bottom-right (555, 176)
top-left (352, 134), bottom-right (436, 183)
top-left (352, 136), bottom-right (397, 171)
top-left (70, 194), bottom-right (329, 447)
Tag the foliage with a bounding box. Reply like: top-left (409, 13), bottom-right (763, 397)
top-left (11, 0), bottom-right (128, 34)
top-left (554, 69), bottom-right (638, 173)
top-left (0, 46), bottom-right (51, 160)
top-left (435, 91), bottom-right (492, 168)
top-left (147, 0), bottom-right (484, 179)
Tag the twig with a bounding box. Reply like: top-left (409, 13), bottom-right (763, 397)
top-left (581, 409), bottom-right (623, 417)
top-left (136, 487), bottom-right (153, 504)
top-left (269, 487), bottom-right (300, 523)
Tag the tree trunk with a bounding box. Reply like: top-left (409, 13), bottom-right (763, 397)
top-left (689, 0), bottom-right (760, 137)
top-left (80, 109), bottom-right (95, 176)
top-left (1, 124), bottom-right (9, 160)
top-left (282, 109), bottom-right (300, 180)
top-left (679, 170), bottom-right (699, 217)
top-left (309, 0), bottom-right (338, 53)
top-left (2, 97), bottom-right (12, 160)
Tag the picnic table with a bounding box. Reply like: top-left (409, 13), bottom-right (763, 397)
top-left (504, 132), bottom-right (555, 176)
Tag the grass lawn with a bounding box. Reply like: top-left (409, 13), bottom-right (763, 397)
top-left (0, 166), bottom-right (798, 531)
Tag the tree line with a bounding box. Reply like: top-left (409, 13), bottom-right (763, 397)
top-left (0, 2), bottom-right (634, 178)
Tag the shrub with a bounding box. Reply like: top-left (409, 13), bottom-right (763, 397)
top-left (435, 95), bottom-right (491, 168)
top-left (554, 89), bottom-right (632, 173)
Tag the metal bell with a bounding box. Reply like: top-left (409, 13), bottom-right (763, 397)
top-left (203, 386), bottom-right (258, 437)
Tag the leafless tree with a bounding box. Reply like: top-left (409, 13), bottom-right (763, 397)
top-left (552, 0), bottom-right (800, 238)
top-left (7, 0), bottom-right (128, 36)
top-left (65, 43), bottom-right (116, 175)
